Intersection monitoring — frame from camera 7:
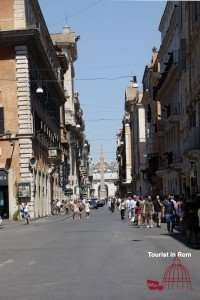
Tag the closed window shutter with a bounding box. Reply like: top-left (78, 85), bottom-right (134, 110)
top-left (0, 107), bottom-right (4, 135)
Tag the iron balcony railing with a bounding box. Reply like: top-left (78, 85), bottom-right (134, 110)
top-left (183, 127), bottom-right (200, 153)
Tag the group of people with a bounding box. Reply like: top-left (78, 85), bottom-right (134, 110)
top-left (70, 199), bottom-right (91, 220)
top-left (51, 199), bottom-right (70, 216)
top-left (51, 198), bottom-right (91, 220)
top-left (111, 194), bottom-right (185, 234)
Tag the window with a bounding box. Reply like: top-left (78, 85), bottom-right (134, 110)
top-left (0, 107), bottom-right (4, 135)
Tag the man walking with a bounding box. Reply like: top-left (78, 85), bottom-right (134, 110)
top-left (153, 195), bottom-right (163, 228)
top-left (163, 195), bottom-right (176, 233)
top-left (126, 196), bottom-right (136, 220)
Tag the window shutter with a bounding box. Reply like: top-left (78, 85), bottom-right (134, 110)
top-left (0, 107), bottom-right (4, 135)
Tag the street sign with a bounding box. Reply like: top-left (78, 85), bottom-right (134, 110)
top-left (17, 182), bottom-right (31, 199)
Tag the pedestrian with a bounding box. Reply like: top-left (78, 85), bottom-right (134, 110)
top-left (153, 195), bottom-right (163, 228)
top-left (163, 195), bottom-right (176, 233)
top-left (176, 198), bottom-right (184, 225)
top-left (108, 198), bottom-right (111, 210)
top-left (56, 199), bottom-right (61, 215)
top-left (78, 200), bottom-right (84, 219)
top-left (144, 196), bottom-right (154, 228)
top-left (72, 200), bottom-right (80, 220)
top-left (110, 198), bottom-right (115, 213)
top-left (119, 199), bottom-right (126, 220)
top-left (23, 203), bottom-right (30, 225)
top-left (135, 200), bottom-right (142, 226)
top-left (84, 200), bottom-right (90, 218)
top-left (126, 196), bottom-right (136, 220)
top-left (139, 196), bottom-right (145, 225)
top-left (64, 200), bottom-right (69, 215)
top-left (116, 197), bottom-right (121, 209)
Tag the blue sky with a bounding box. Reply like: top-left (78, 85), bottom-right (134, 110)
top-left (39, 0), bottom-right (166, 162)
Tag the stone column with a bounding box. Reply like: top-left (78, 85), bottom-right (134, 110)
top-left (15, 45), bottom-right (34, 217)
top-left (125, 123), bottom-right (132, 183)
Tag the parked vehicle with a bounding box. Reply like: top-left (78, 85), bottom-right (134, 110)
top-left (90, 198), bottom-right (98, 209)
top-left (97, 199), bottom-right (105, 207)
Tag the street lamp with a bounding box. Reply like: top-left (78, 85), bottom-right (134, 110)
top-left (36, 85), bottom-right (44, 94)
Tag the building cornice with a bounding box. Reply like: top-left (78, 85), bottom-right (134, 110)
top-left (0, 29), bottom-right (66, 106)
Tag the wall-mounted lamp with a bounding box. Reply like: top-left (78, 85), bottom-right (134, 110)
top-left (36, 86), bottom-right (44, 94)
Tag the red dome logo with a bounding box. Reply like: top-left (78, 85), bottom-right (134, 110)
top-left (146, 255), bottom-right (192, 291)
top-left (162, 256), bottom-right (192, 289)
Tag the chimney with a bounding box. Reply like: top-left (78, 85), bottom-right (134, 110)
top-left (63, 25), bottom-right (71, 34)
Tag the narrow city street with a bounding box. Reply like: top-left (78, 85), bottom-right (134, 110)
top-left (0, 208), bottom-right (199, 300)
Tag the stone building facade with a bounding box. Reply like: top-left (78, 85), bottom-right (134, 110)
top-left (116, 77), bottom-right (147, 197)
top-left (0, 0), bottom-right (89, 219)
top-left (142, 2), bottom-right (200, 199)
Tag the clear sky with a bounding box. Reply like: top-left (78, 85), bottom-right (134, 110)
top-left (39, 0), bottom-right (166, 162)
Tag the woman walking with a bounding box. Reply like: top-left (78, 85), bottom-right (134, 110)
top-left (72, 200), bottom-right (80, 220)
top-left (144, 196), bottom-right (154, 228)
top-left (135, 200), bottom-right (142, 226)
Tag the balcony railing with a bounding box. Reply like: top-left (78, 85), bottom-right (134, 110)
top-left (154, 50), bottom-right (180, 99)
top-left (158, 151), bottom-right (182, 170)
top-left (166, 104), bottom-right (181, 123)
top-left (183, 127), bottom-right (200, 153)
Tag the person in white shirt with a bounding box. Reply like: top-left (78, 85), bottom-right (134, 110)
top-left (56, 200), bottom-right (61, 215)
top-left (85, 200), bottom-right (90, 218)
top-left (126, 197), bottom-right (136, 220)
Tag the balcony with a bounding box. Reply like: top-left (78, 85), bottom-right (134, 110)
top-left (167, 105), bottom-right (181, 123)
top-left (158, 152), bottom-right (182, 171)
top-left (183, 127), bottom-right (200, 155)
top-left (154, 51), bottom-right (180, 99)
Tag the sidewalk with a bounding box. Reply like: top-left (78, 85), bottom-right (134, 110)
top-left (0, 213), bottom-right (75, 230)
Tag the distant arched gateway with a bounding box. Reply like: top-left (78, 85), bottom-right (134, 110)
top-left (92, 161), bottom-right (118, 199)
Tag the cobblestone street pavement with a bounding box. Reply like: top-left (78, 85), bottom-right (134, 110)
top-left (0, 208), bottom-right (199, 300)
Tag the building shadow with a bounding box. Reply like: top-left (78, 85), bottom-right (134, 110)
top-left (160, 231), bottom-right (200, 250)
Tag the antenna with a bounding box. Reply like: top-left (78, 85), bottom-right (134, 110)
top-left (65, 15), bottom-right (68, 25)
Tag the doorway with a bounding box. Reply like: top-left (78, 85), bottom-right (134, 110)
top-left (0, 186), bottom-right (9, 218)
